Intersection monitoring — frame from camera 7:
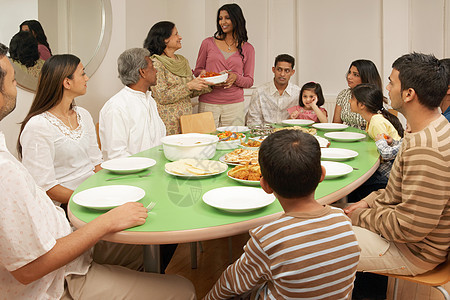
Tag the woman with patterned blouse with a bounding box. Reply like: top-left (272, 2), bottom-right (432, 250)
top-left (332, 59), bottom-right (383, 130)
top-left (144, 21), bottom-right (211, 135)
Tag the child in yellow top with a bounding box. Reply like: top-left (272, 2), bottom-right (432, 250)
top-left (347, 83), bottom-right (404, 203)
top-left (349, 83), bottom-right (403, 141)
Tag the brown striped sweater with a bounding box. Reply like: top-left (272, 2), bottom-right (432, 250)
top-left (205, 206), bottom-right (360, 300)
top-left (351, 116), bottom-right (450, 271)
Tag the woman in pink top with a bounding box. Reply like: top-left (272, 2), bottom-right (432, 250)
top-left (194, 3), bottom-right (255, 127)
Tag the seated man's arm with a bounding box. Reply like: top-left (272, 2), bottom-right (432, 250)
top-left (0, 159), bottom-right (147, 285)
top-left (99, 105), bottom-right (133, 160)
top-left (350, 147), bottom-right (449, 243)
top-left (246, 89), bottom-right (263, 126)
top-left (205, 234), bottom-right (269, 299)
top-left (11, 202), bottom-right (147, 285)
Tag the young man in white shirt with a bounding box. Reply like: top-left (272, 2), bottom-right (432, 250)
top-left (0, 43), bottom-right (195, 299)
top-left (99, 48), bottom-right (166, 161)
top-left (247, 54), bottom-right (300, 125)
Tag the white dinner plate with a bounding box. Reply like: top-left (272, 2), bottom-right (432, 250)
top-left (321, 161), bottom-right (353, 179)
top-left (321, 148), bottom-right (359, 161)
top-left (312, 123), bottom-right (348, 131)
top-left (227, 171), bottom-right (260, 186)
top-left (101, 157), bottom-right (156, 174)
top-left (219, 154), bottom-right (242, 166)
top-left (165, 166), bottom-right (227, 178)
top-left (324, 132), bottom-right (366, 142)
top-left (73, 185), bottom-right (145, 210)
top-left (217, 126), bottom-right (250, 133)
top-left (202, 187), bottom-right (275, 212)
top-left (281, 119), bottom-right (315, 127)
top-left (249, 136), bottom-right (267, 142)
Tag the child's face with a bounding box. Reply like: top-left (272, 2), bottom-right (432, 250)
top-left (348, 95), bottom-right (359, 112)
top-left (302, 89), bottom-right (317, 109)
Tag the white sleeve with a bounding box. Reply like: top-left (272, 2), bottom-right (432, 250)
top-left (78, 107), bottom-right (103, 166)
top-left (246, 89), bottom-right (263, 126)
top-left (99, 104), bottom-right (133, 161)
top-left (20, 117), bottom-right (59, 191)
top-left (0, 158), bottom-right (56, 271)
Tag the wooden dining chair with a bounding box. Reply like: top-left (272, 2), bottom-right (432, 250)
top-left (95, 122), bottom-right (101, 150)
top-left (371, 257), bottom-right (450, 300)
top-left (180, 112), bottom-right (216, 134)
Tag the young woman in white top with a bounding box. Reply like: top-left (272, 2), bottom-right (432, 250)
top-left (18, 54), bottom-right (102, 206)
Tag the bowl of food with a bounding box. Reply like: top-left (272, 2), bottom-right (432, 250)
top-left (200, 71), bottom-right (228, 84)
top-left (160, 133), bottom-right (219, 161)
top-left (216, 131), bottom-right (246, 150)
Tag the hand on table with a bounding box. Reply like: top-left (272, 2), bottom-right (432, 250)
top-left (344, 200), bottom-right (369, 218)
top-left (101, 202), bottom-right (148, 233)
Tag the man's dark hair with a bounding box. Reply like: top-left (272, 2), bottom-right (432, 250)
top-left (440, 58), bottom-right (450, 85)
top-left (0, 43), bottom-right (9, 93)
top-left (274, 54), bottom-right (295, 69)
top-left (392, 53), bottom-right (448, 109)
top-left (259, 130), bottom-right (322, 198)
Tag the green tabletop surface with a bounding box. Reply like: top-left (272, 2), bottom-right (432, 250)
top-left (69, 126), bottom-right (379, 233)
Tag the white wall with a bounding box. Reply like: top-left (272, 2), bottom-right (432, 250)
top-left (1, 0), bottom-right (449, 157)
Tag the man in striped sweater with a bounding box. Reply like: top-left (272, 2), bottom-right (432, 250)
top-left (345, 53), bottom-right (450, 276)
top-left (205, 130), bottom-right (360, 299)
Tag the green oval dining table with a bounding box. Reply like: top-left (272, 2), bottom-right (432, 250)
top-left (68, 126), bottom-right (380, 272)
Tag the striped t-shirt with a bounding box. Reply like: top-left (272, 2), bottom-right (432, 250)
top-left (205, 206), bottom-right (360, 299)
top-left (351, 115), bottom-right (450, 271)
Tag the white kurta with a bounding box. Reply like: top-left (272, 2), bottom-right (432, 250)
top-left (99, 86), bottom-right (166, 161)
top-left (20, 106), bottom-right (102, 194)
top-left (0, 132), bottom-right (91, 299)
top-left (247, 80), bottom-right (300, 125)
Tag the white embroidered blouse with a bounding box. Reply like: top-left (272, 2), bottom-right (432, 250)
top-left (20, 106), bottom-right (102, 195)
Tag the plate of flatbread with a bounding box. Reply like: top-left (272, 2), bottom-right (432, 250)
top-left (219, 148), bottom-right (259, 166)
top-left (165, 159), bottom-right (228, 178)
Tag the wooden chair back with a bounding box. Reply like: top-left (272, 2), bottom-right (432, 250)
top-left (180, 112), bottom-right (216, 134)
top-left (95, 122), bottom-right (101, 150)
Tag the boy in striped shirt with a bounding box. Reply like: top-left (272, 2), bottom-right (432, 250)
top-left (205, 130), bottom-right (360, 299)
top-left (345, 53), bottom-right (450, 278)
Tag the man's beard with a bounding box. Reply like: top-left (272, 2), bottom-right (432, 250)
top-left (0, 92), bottom-right (17, 121)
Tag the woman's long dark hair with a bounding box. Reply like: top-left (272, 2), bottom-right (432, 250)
top-left (9, 31), bottom-right (40, 67)
top-left (18, 54), bottom-right (80, 157)
top-left (20, 20), bottom-right (52, 55)
top-left (143, 21), bottom-right (175, 56)
top-left (352, 83), bottom-right (404, 137)
top-left (214, 3), bottom-right (248, 59)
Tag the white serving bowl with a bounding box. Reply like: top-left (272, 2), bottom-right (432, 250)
top-left (203, 73), bottom-right (228, 84)
top-left (160, 133), bottom-right (218, 161)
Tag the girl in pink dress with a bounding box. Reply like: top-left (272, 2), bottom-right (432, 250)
top-left (288, 82), bottom-right (328, 122)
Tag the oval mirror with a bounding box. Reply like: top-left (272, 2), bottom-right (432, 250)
top-left (3, 0), bottom-right (112, 92)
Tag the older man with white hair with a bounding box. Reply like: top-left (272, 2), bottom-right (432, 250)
top-left (99, 48), bottom-right (166, 160)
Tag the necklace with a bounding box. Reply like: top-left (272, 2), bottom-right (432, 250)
top-left (50, 110), bottom-right (75, 130)
top-left (224, 39), bottom-right (235, 51)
